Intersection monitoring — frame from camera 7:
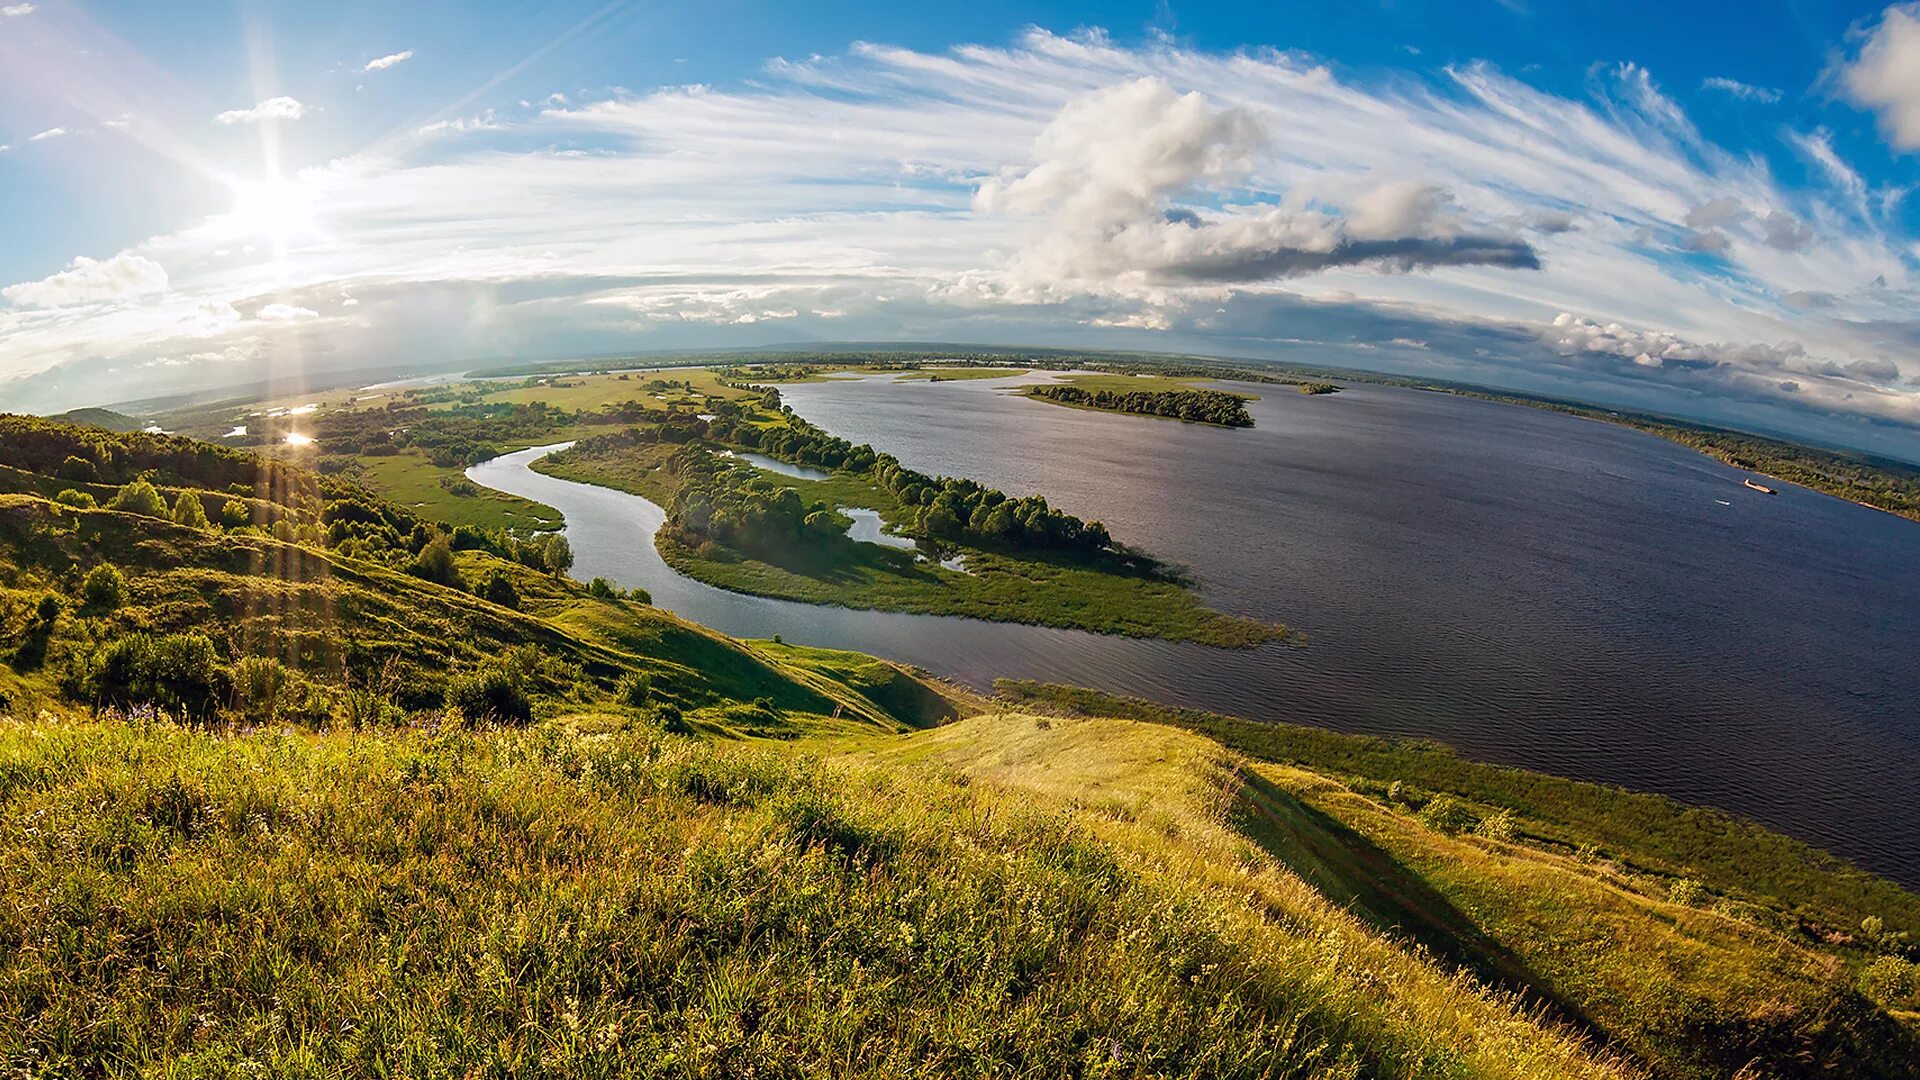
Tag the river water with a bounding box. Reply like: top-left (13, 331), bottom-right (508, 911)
top-left (470, 372), bottom-right (1920, 888)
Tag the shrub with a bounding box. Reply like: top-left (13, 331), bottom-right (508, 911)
top-left (1668, 877), bottom-right (1705, 907)
top-left (616, 672), bottom-right (652, 708)
top-left (651, 702), bottom-right (688, 734)
top-left (629, 585), bottom-right (652, 605)
top-left (1475, 809), bottom-right (1518, 843)
top-left (82, 564), bottom-right (127, 610)
top-left (54, 488), bottom-right (96, 509)
top-left (409, 535), bottom-right (464, 589)
top-left (171, 491), bottom-right (211, 530)
top-left (230, 656), bottom-right (291, 724)
top-left (81, 633), bottom-right (226, 723)
top-left (1418, 795), bottom-right (1475, 834)
top-left (479, 570), bottom-right (521, 610)
top-left (445, 665), bottom-right (533, 726)
top-left (588, 576), bottom-right (619, 600)
top-left (107, 480), bottom-right (168, 518)
top-left (1858, 955), bottom-right (1918, 1008)
top-left (221, 499), bottom-right (252, 527)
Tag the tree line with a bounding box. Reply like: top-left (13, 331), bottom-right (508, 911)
top-left (1026, 386), bottom-right (1254, 427)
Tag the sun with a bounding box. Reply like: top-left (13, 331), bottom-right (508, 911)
top-left (221, 175), bottom-right (322, 259)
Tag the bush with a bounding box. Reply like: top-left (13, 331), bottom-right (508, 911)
top-left (1418, 795), bottom-right (1475, 834)
top-left (1859, 955), bottom-right (1918, 1008)
top-left (651, 702), bottom-right (688, 734)
top-left (479, 570), bottom-right (521, 610)
top-left (1668, 877), bottom-right (1705, 907)
top-left (54, 488), bottom-right (96, 509)
top-left (617, 672), bottom-right (652, 708)
top-left (588, 576), bottom-right (619, 600)
top-left (34, 594), bottom-right (61, 623)
top-left (230, 656), bottom-right (291, 724)
top-left (80, 633), bottom-right (226, 723)
top-left (445, 665), bottom-right (533, 726)
top-left (1475, 809), bottom-right (1517, 843)
top-left (107, 480), bottom-right (168, 518)
top-left (221, 499), bottom-right (252, 527)
top-left (82, 564), bottom-right (127, 610)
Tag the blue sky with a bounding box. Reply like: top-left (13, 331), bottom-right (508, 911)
top-left (1, 1), bottom-right (1917, 456)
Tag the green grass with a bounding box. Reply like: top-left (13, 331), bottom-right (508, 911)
top-left (995, 681), bottom-right (1920, 941)
top-left (0, 713), bottom-right (1633, 1079)
top-left (845, 711), bottom-right (1920, 1079)
top-left (355, 450), bottom-right (563, 532)
top-left (536, 444), bottom-right (1287, 648)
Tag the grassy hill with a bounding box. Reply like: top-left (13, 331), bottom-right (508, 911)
top-left (0, 415), bottom-right (1916, 1077)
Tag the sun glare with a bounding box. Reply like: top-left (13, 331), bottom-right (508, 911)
top-left (222, 176), bottom-right (321, 257)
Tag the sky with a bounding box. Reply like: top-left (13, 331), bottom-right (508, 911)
top-left (1, 1), bottom-right (1917, 458)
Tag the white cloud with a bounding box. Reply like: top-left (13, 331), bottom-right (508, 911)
top-left (214, 96), bottom-right (307, 125)
top-left (1, 3), bottom-right (35, 15)
top-left (2, 253), bottom-right (169, 309)
top-left (256, 303), bottom-right (319, 321)
top-left (363, 50), bottom-right (414, 72)
top-left (1841, 4), bottom-right (1920, 151)
top-left (1701, 77), bottom-right (1782, 104)
top-left (28, 127), bottom-right (66, 142)
top-left (972, 78), bottom-right (1536, 299)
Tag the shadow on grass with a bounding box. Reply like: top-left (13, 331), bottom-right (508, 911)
top-left (1230, 771), bottom-right (1610, 1044)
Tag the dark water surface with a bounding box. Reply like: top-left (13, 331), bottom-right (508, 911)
top-left (471, 374), bottom-right (1920, 887)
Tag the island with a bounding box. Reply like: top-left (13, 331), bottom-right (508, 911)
top-left (1023, 384), bottom-right (1255, 426)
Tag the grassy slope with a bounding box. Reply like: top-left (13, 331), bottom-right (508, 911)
top-left (843, 712), bottom-right (1920, 1079)
top-left (995, 682), bottom-right (1920, 939)
top-left (0, 711), bottom-right (1630, 1080)
top-left (535, 443), bottom-right (1286, 647)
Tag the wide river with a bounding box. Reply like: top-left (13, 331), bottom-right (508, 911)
top-left (471, 372), bottom-right (1920, 888)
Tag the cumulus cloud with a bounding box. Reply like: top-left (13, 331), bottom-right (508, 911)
top-left (256, 303), bottom-right (320, 321)
top-left (2, 253), bottom-right (169, 309)
top-left (974, 78), bottom-right (1537, 297)
top-left (1759, 211), bottom-right (1813, 251)
top-left (214, 96), bottom-right (306, 125)
top-left (363, 50), bottom-right (414, 72)
top-left (1841, 4), bottom-right (1920, 151)
top-left (1701, 77), bottom-right (1782, 103)
top-left (0, 3), bottom-right (35, 15)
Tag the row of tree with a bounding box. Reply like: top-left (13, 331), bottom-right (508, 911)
top-left (664, 447), bottom-right (845, 555)
top-left (1026, 386), bottom-right (1254, 427)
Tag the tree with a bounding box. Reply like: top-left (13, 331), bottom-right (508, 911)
top-left (171, 492), bottom-right (211, 530)
top-left (54, 489), bottom-right (97, 509)
top-left (58, 455), bottom-right (98, 482)
top-left (540, 534), bottom-right (574, 577)
top-left (107, 480), bottom-right (168, 518)
top-left (409, 535), bottom-right (464, 589)
top-left (588, 577), bottom-right (619, 600)
top-left (221, 499), bottom-right (252, 527)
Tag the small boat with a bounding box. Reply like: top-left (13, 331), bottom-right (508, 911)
top-left (1744, 479), bottom-right (1776, 494)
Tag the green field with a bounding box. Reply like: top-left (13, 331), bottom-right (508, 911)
top-left (356, 449), bottom-right (563, 532)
